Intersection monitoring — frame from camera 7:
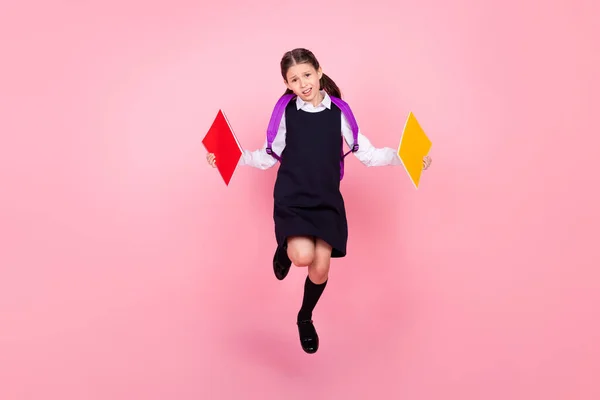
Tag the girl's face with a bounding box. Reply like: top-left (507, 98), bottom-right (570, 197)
top-left (284, 63), bottom-right (323, 105)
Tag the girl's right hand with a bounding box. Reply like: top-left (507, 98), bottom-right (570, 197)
top-left (206, 153), bottom-right (217, 168)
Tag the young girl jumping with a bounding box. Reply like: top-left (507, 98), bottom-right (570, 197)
top-left (207, 48), bottom-right (432, 354)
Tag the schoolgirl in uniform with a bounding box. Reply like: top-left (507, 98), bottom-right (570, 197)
top-left (207, 48), bottom-right (432, 354)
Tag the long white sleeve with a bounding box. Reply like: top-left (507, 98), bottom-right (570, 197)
top-left (341, 114), bottom-right (402, 167)
top-left (238, 112), bottom-right (286, 170)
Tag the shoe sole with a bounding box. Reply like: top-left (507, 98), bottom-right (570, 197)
top-left (273, 245), bottom-right (291, 280)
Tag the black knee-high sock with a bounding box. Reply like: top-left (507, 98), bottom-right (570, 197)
top-left (297, 276), bottom-right (328, 322)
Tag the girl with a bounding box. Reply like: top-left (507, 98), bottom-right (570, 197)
top-left (206, 48), bottom-right (432, 354)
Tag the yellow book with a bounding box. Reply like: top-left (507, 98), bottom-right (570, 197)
top-left (397, 111), bottom-right (432, 189)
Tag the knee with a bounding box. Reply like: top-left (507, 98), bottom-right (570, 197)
top-left (288, 247), bottom-right (314, 267)
top-left (308, 259), bottom-right (330, 284)
top-left (309, 266), bottom-right (329, 284)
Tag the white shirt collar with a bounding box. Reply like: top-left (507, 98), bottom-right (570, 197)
top-left (295, 90), bottom-right (331, 110)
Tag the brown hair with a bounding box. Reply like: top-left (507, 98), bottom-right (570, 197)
top-left (280, 48), bottom-right (342, 98)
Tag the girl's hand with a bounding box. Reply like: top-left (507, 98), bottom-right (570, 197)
top-left (422, 155), bottom-right (432, 170)
top-left (206, 153), bottom-right (217, 168)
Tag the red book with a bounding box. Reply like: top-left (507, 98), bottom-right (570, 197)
top-left (202, 110), bottom-right (243, 186)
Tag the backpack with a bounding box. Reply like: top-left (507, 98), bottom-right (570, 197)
top-left (264, 93), bottom-right (359, 180)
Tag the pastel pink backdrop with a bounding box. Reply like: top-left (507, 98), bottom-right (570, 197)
top-left (1, 0), bottom-right (598, 399)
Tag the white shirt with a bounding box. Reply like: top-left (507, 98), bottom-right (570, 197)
top-left (239, 90), bottom-right (402, 170)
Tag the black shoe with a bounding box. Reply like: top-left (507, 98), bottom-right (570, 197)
top-left (273, 244), bottom-right (291, 280)
top-left (297, 319), bottom-right (319, 354)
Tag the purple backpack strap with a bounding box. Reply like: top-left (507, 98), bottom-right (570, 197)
top-left (265, 93), bottom-right (359, 180)
top-left (330, 96), bottom-right (359, 179)
top-left (265, 93), bottom-right (295, 161)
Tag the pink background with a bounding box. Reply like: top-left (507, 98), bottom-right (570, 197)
top-left (1, 0), bottom-right (599, 399)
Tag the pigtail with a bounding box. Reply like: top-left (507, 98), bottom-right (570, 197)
top-left (319, 73), bottom-right (342, 99)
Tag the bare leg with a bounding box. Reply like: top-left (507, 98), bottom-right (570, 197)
top-left (286, 236), bottom-right (316, 267)
top-left (307, 238), bottom-right (332, 284)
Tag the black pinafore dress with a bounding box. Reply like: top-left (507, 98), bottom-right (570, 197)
top-left (272, 100), bottom-right (348, 258)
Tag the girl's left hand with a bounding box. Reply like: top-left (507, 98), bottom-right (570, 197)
top-left (422, 155), bottom-right (432, 170)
